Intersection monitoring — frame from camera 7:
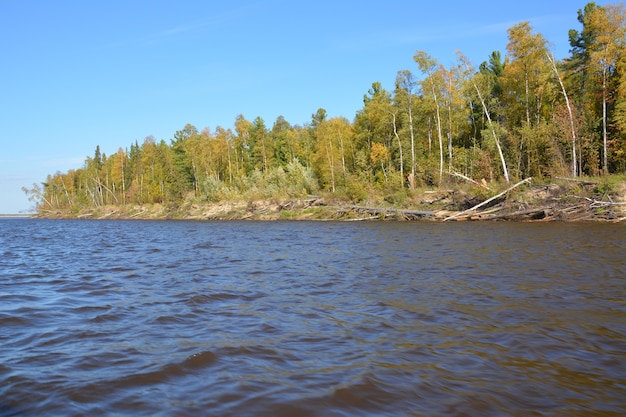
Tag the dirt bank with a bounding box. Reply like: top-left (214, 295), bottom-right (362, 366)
top-left (36, 178), bottom-right (626, 222)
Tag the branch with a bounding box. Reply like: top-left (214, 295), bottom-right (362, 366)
top-left (443, 178), bottom-right (532, 221)
top-left (449, 172), bottom-right (492, 191)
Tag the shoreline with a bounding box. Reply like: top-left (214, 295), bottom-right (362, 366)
top-left (33, 181), bottom-right (626, 223)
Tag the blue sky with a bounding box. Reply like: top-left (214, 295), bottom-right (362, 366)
top-left (0, 0), bottom-right (608, 213)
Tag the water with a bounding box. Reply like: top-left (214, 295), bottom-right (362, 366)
top-left (1, 218), bottom-right (625, 416)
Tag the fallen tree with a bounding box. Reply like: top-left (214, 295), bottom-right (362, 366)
top-left (444, 178), bottom-right (533, 221)
top-left (34, 176), bottom-right (626, 222)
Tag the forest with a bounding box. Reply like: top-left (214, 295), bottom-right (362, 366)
top-left (25, 2), bottom-right (626, 214)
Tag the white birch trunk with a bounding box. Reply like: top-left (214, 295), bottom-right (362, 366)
top-left (546, 52), bottom-right (577, 177)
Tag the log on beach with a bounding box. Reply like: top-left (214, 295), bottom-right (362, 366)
top-left (339, 205), bottom-right (435, 220)
top-left (444, 178), bottom-right (533, 221)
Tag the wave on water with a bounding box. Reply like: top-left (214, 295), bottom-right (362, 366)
top-left (1, 219), bottom-right (625, 416)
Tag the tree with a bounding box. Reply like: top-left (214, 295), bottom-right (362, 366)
top-left (441, 63), bottom-right (468, 174)
top-left (84, 145), bottom-right (105, 206)
top-left (108, 148), bottom-right (128, 204)
top-left (355, 82), bottom-right (399, 185)
top-left (586, 3), bottom-right (626, 173)
top-left (390, 111), bottom-right (405, 188)
top-left (212, 126), bottom-right (234, 183)
top-left (395, 70), bottom-right (418, 186)
top-left (567, 3), bottom-right (601, 102)
top-left (415, 51), bottom-right (445, 184)
top-left (503, 22), bottom-right (550, 127)
top-left (141, 136), bottom-right (168, 203)
top-left (249, 117), bottom-right (272, 173)
top-left (502, 22), bottom-right (554, 177)
top-left (169, 124), bottom-right (198, 199)
top-left (23, 182), bottom-right (52, 211)
top-left (314, 117), bottom-right (352, 192)
top-left (567, 2), bottom-right (626, 174)
top-left (126, 140), bottom-right (144, 203)
top-left (547, 51), bottom-right (578, 176)
top-left (370, 142), bottom-right (390, 183)
top-left (614, 48), bottom-right (626, 170)
top-left (234, 114), bottom-right (253, 174)
top-left (459, 52), bottom-right (510, 182)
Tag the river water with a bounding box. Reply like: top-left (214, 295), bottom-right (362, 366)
top-left (1, 218), bottom-right (624, 416)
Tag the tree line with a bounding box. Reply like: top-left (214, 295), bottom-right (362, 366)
top-left (26, 2), bottom-right (626, 212)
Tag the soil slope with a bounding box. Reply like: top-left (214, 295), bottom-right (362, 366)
top-left (37, 178), bottom-right (626, 222)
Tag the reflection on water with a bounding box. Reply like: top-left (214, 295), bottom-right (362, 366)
top-left (1, 219), bottom-right (625, 416)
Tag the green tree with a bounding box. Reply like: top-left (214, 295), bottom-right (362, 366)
top-left (502, 21), bottom-right (555, 177)
top-left (212, 126), bottom-right (234, 183)
top-left (355, 82), bottom-right (399, 186)
top-left (415, 51), bottom-right (445, 184)
top-left (587, 3), bottom-right (626, 173)
top-left (169, 124), bottom-right (198, 199)
top-left (141, 136), bottom-right (168, 203)
top-left (394, 71), bottom-right (418, 186)
top-left (459, 52), bottom-right (510, 182)
top-left (314, 117), bottom-right (352, 192)
top-left (249, 117), bottom-right (272, 173)
top-left (567, 2), bottom-right (626, 174)
top-left (271, 116), bottom-right (292, 166)
top-left (234, 114), bottom-right (253, 175)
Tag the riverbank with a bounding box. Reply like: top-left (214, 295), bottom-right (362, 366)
top-left (35, 177), bottom-right (626, 222)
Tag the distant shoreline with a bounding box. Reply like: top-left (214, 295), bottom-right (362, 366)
top-left (0, 214), bottom-right (34, 218)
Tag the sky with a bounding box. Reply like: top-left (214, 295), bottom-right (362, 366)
top-left (0, 0), bottom-right (611, 213)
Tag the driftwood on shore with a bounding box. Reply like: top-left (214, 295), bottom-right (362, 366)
top-left (450, 172), bottom-right (492, 191)
top-left (338, 205), bottom-right (435, 220)
top-left (32, 175), bottom-right (625, 222)
top-left (444, 178), bottom-right (533, 221)
top-left (441, 178), bottom-right (626, 222)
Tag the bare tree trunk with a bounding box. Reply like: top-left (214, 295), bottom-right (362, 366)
top-left (447, 106), bottom-right (453, 174)
top-left (391, 112), bottom-right (404, 188)
top-left (430, 85), bottom-right (444, 186)
top-left (427, 117), bottom-right (432, 154)
top-left (325, 141), bottom-right (335, 193)
top-left (444, 177), bottom-right (531, 221)
top-left (121, 154), bottom-right (126, 205)
top-left (227, 142), bottom-right (233, 184)
top-left (338, 131), bottom-right (346, 176)
top-left (408, 94), bottom-right (416, 186)
top-left (472, 79), bottom-right (510, 183)
top-left (602, 67), bottom-right (609, 174)
top-left (525, 69), bottom-right (531, 126)
top-left (546, 52), bottom-right (577, 177)
top-left (447, 75), bottom-right (453, 173)
top-left (60, 178), bottom-right (73, 206)
top-left (261, 137), bottom-right (268, 173)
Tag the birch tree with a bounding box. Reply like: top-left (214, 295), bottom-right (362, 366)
top-left (395, 70), bottom-right (417, 187)
top-left (587, 3), bottom-right (626, 174)
top-left (459, 52), bottom-right (510, 182)
top-left (415, 51), bottom-right (445, 184)
top-left (502, 22), bottom-right (555, 177)
top-left (546, 51), bottom-right (578, 176)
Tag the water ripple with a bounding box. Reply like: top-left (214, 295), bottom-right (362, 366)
top-left (0, 219), bottom-right (624, 416)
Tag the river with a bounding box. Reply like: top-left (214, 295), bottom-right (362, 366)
top-left (1, 218), bottom-right (624, 416)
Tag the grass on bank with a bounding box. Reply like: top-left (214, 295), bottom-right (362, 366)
top-left (36, 173), bottom-right (626, 221)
